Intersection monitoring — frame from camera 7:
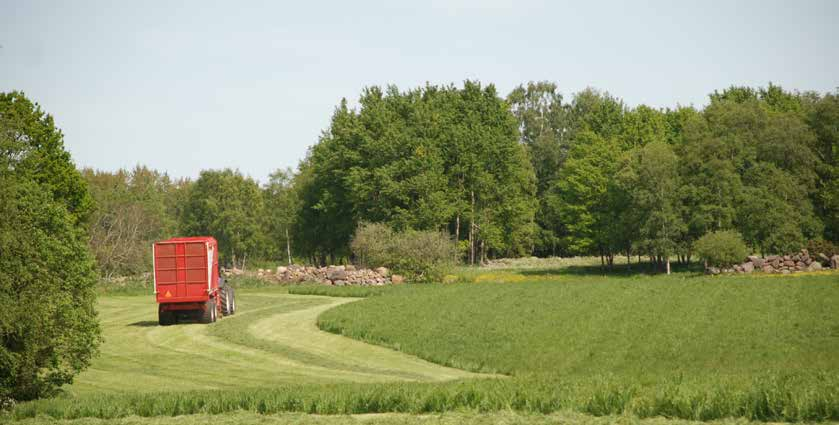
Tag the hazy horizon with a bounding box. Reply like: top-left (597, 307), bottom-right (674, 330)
top-left (2, 0), bottom-right (837, 183)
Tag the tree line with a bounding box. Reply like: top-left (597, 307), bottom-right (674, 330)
top-left (79, 82), bottom-right (839, 275)
top-left (1, 83), bottom-right (837, 398)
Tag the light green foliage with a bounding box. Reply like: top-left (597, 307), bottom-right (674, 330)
top-left (620, 105), bottom-right (668, 149)
top-left (179, 169), bottom-right (266, 264)
top-left (693, 230), bottom-right (749, 267)
top-left (620, 142), bottom-right (685, 268)
top-left (507, 81), bottom-right (570, 196)
top-left (709, 83), bottom-right (803, 114)
top-left (82, 166), bottom-right (184, 276)
top-left (0, 92), bottom-right (100, 400)
top-left (262, 168), bottom-right (299, 264)
top-left (507, 82), bottom-right (571, 258)
top-left (351, 222), bottom-right (457, 282)
top-left (547, 132), bottom-right (625, 257)
top-left (568, 88), bottom-right (626, 140)
top-left (348, 222), bottom-right (394, 268)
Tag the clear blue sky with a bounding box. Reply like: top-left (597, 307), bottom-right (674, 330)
top-left (2, 0), bottom-right (837, 183)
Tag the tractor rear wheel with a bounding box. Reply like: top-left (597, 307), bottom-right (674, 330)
top-left (201, 299), bottom-right (216, 324)
top-left (158, 307), bottom-right (175, 326)
top-left (221, 287), bottom-right (233, 316)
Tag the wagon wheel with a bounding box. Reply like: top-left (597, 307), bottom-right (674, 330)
top-left (201, 299), bottom-right (215, 324)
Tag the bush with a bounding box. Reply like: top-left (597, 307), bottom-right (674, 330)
top-left (806, 239), bottom-right (838, 259)
top-left (693, 230), bottom-right (749, 268)
top-left (351, 222), bottom-right (457, 282)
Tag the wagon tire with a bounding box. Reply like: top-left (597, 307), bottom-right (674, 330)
top-left (201, 299), bottom-right (215, 324)
top-left (158, 307), bottom-right (175, 326)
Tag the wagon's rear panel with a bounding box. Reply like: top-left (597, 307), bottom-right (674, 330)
top-left (154, 240), bottom-right (212, 303)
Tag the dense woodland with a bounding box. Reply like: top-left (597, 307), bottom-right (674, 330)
top-left (79, 82), bottom-right (839, 275)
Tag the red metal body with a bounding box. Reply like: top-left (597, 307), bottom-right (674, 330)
top-left (153, 236), bottom-right (220, 315)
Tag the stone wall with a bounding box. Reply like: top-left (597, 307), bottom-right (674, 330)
top-left (226, 265), bottom-right (403, 286)
top-left (707, 249), bottom-right (839, 275)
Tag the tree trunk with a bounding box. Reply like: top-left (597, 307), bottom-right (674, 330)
top-left (666, 257), bottom-right (671, 275)
top-left (469, 191), bottom-right (475, 266)
top-left (455, 214), bottom-right (460, 263)
top-left (285, 228), bottom-right (292, 265)
top-left (469, 222), bottom-right (474, 266)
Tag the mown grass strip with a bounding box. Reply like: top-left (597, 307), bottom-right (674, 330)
top-left (288, 284), bottom-right (398, 298)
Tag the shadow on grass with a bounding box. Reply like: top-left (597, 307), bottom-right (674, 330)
top-left (127, 321), bottom-right (158, 327)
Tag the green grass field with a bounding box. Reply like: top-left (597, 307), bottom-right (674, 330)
top-left (8, 267), bottom-right (839, 423)
top-left (318, 270), bottom-right (839, 378)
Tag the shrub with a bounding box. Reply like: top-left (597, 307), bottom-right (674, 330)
top-left (350, 222), bottom-right (395, 268)
top-left (806, 239), bottom-right (838, 259)
top-left (351, 222), bottom-right (457, 282)
top-left (693, 230), bottom-right (749, 268)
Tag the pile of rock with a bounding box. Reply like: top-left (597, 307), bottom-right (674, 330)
top-left (250, 265), bottom-right (402, 286)
top-left (707, 249), bottom-right (839, 275)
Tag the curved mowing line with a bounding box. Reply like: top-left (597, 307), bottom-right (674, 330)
top-left (67, 291), bottom-right (485, 396)
top-left (247, 295), bottom-right (483, 381)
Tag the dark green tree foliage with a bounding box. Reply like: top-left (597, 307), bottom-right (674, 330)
top-left (0, 92), bottom-right (92, 224)
top-left (0, 92), bottom-right (100, 400)
top-left (297, 82), bottom-right (536, 263)
top-left (804, 90), bottom-right (839, 242)
top-left (180, 169), bottom-right (266, 264)
top-left (683, 87), bottom-right (823, 253)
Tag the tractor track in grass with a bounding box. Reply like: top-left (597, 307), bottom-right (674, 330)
top-left (65, 290), bottom-right (483, 396)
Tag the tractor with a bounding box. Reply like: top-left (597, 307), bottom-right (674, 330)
top-left (152, 236), bottom-right (236, 325)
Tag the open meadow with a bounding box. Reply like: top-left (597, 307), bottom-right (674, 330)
top-left (7, 263), bottom-right (839, 424)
